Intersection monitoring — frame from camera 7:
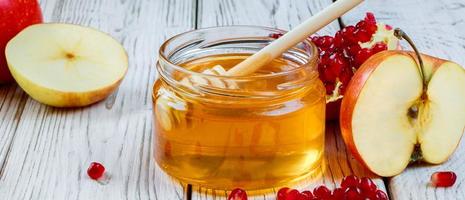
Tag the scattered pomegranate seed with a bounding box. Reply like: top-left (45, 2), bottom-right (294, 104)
top-left (374, 190), bottom-right (388, 200)
top-left (313, 185), bottom-right (331, 199)
top-left (385, 24), bottom-right (393, 30)
top-left (300, 191), bottom-right (313, 200)
top-left (228, 188), bottom-right (247, 200)
top-left (431, 171), bottom-right (457, 187)
top-left (332, 187), bottom-right (345, 200)
top-left (341, 175), bottom-right (360, 188)
top-left (360, 177), bottom-right (377, 193)
top-left (87, 162), bottom-right (105, 180)
top-left (277, 187), bottom-right (291, 200)
top-left (344, 187), bottom-right (363, 200)
top-left (269, 33), bottom-right (283, 39)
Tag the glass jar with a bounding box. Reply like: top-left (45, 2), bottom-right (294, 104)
top-left (153, 26), bottom-right (325, 190)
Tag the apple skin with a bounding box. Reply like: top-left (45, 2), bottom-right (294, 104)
top-left (339, 50), bottom-right (457, 175)
top-left (0, 0), bottom-right (43, 84)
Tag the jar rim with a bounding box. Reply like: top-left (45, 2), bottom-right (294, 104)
top-left (158, 25), bottom-right (319, 80)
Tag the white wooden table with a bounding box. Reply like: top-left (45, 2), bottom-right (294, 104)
top-left (0, 0), bottom-right (464, 199)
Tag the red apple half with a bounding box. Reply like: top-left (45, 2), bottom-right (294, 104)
top-left (340, 51), bottom-right (465, 176)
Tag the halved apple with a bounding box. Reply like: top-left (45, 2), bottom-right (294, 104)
top-left (5, 23), bottom-right (128, 107)
top-left (340, 51), bottom-right (465, 177)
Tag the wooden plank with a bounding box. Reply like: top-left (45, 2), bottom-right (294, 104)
top-left (192, 1), bottom-right (387, 199)
top-left (340, 0), bottom-right (465, 199)
top-left (0, 0), bottom-right (195, 199)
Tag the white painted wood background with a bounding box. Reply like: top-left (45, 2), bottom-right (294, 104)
top-left (0, 0), bottom-right (463, 199)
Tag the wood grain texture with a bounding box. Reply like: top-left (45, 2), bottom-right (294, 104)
top-left (340, 0), bottom-right (465, 199)
top-left (0, 0), bottom-right (195, 199)
top-left (192, 1), bottom-right (386, 199)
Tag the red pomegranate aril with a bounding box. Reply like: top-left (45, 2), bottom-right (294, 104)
top-left (360, 177), bottom-right (378, 193)
top-left (371, 42), bottom-right (388, 54)
top-left (345, 44), bottom-right (362, 57)
top-left (313, 185), bottom-right (332, 199)
top-left (341, 25), bottom-right (357, 44)
top-left (339, 68), bottom-right (353, 86)
top-left (366, 23), bottom-right (378, 35)
top-left (385, 24), bottom-right (393, 30)
top-left (87, 162), bottom-right (105, 180)
top-left (315, 36), bottom-right (334, 50)
top-left (355, 29), bottom-right (372, 43)
top-left (431, 171), bottom-right (457, 187)
top-left (332, 188), bottom-right (345, 200)
top-left (300, 191), bottom-right (313, 200)
top-left (341, 175), bottom-right (360, 188)
top-left (328, 53), bottom-right (348, 76)
top-left (365, 12), bottom-right (376, 24)
top-left (354, 48), bottom-right (373, 67)
top-left (344, 187), bottom-right (363, 200)
top-left (277, 187), bottom-right (291, 200)
top-left (334, 31), bottom-right (345, 48)
top-left (285, 189), bottom-right (300, 200)
top-left (374, 190), bottom-right (388, 200)
top-left (323, 68), bottom-right (337, 83)
top-left (228, 188), bottom-right (248, 200)
top-left (269, 33), bottom-right (283, 39)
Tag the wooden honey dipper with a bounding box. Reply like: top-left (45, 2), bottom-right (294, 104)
top-left (181, 0), bottom-right (364, 89)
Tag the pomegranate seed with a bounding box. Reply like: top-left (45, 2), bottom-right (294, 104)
top-left (87, 162), bottom-right (105, 180)
top-left (323, 68), bottom-right (337, 83)
top-left (334, 31), bottom-right (345, 48)
top-left (328, 53), bottom-right (348, 76)
top-left (277, 187), bottom-right (291, 200)
top-left (344, 187), bottom-right (362, 200)
top-left (365, 23), bottom-right (378, 36)
top-left (341, 175), bottom-right (360, 188)
top-left (354, 48), bottom-right (373, 67)
top-left (354, 29), bottom-right (372, 43)
top-left (371, 42), bottom-right (388, 54)
top-left (228, 188), bottom-right (247, 200)
top-left (385, 24), bottom-right (393, 30)
top-left (340, 25), bottom-right (357, 45)
top-left (365, 12), bottom-right (376, 24)
top-left (269, 33), bottom-right (283, 39)
top-left (319, 51), bottom-right (331, 66)
top-left (344, 44), bottom-right (361, 57)
top-left (431, 171), bottom-right (457, 187)
top-left (339, 68), bottom-right (353, 87)
top-left (360, 177), bottom-right (378, 193)
top-left (332, 188), bottom-right (345, 200)
top-left (315, 36), bottom-right (334, 50)
top-left (355, 20), bottom-right (367, 31)
top-left (374, 190), bottom-right (388, 200)
top-left (286, 189), bottom-right (300, 200)
top-left (313, 185), bottom-right (331, 199)
top-left (300, 191), bottom-right (313, 200)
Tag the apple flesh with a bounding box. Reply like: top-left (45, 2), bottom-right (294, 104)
top-left (0, 0), bottom-right (43, 83)
top-left (340, 51), bottom-right (465, 176)
top-left (5, 24), bottom-right (128, 107)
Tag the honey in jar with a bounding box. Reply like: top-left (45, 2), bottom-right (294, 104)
top-left (153, 26), bottom-right (325, 189)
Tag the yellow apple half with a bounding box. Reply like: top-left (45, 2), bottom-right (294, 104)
top-left (340, 51), bottom-right (465, 177)
top-left (5, 23), bottom-right (128, 107)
